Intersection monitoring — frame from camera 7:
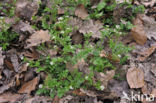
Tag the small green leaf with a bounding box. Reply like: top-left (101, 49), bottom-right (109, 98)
top-left (97, 2), bottom-right (106, 11)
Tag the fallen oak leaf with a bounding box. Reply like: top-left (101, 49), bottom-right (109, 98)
top-left (138, 45), bottom-right (156, 61)
top-left (126, 67), bottom-right (145, 88)
top-left (25, 30), bottom-right (50, 48)
top-left (75, 4), bottom-right (89, 20)
top-left (18, 77), bottom-right (38, 94)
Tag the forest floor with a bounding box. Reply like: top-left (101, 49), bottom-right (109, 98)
top-left (0, 0), bottom-right (156, 103)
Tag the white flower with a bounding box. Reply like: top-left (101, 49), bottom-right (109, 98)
top-left (70, 46), bottom-right (73, 49)
top-left (60, 31), bottom-right (65, 34)
top-left (52, 36), bottom-right (56, 39)
top-left (85, 76), bottom-right (88, 80)
top-left (20, 56), bottom-right (24, 60)
top-left (56, 21), bottom-right (61, 24)
top-left (58, 17), bottom-right (63, 21)
top-left (26, 63), bottom-right (30, 66)
top-left (39, 84), bottom-right (43, 88)
top-left (67, 28), bottom-right (70, 30)
top-left (119, 32), bottom-right (122, 35)
top-left (65, 15), bottom-right (69, 18)
top-left (69, 86), bottom-right (73, 90)
top-left (116, 25), bottom-right (120, 29)
top-left (50, 61), bottom-right (54, 65)
top-left (54, 45), bottom-right (57, 48)
top-left (100, 85), bottom-right (105, 90)
top-left (118, 54), bottom-right (121, 58)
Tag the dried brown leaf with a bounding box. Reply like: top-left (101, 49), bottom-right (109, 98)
top-left (79, 20), bottom-right (103, 38)
top-left (96, 70), bottom-right (115, 87)
top-left (58, 7), bottom-right (65, 15)
top-left (131, 15), bottom-right (147, 45)
top-left (138, 45), bottom-right (156, 61)
top-left (142, 15), bottom-right (156, 40)
top-left (15, 0), bottom-right (39, 20)
top-left (0, 92), bottom-right (22, 103)
top-left (25, 30), bottom-right (50, 48)
top-left (126, 67), bottom-right (145, 88)
top-left (151, 88), bottom-right (156, 98)
top-left (10, 53), bottom-right (20, 72)
top-left (72, 89), bottom-right (86, 96)
top-left (18, 77), bottom-right (38, 94)
top-left (75, 4), bottom-right (89, 20)
top-left (13, 20), bottom-right (35, 41)
top-left (52, 96), bottom-right (60, 103)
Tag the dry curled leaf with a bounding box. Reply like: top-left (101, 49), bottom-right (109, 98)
top-left (15, 0), bottom-right (39, 20)
top-left (138, 45), bottom-right (156, 61)
top-left (131, 15), bottom-right (147, 45)
top-left (0, 92), bottom-right (22, 103)
top-left (75, 4), bottom-right (89, 20)
top-left (18, 77), bottom-right (38, 94)
top-left (127, 67), bottom-right (145, 88)
top-left (14, 21), bottom-right (35, 34)
top-left (142, 15), bottom-right (156, 40)
top-left (25, 30), bottom-right (50, 48)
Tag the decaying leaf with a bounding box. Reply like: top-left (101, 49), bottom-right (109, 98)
top-left (142, 15), bottom-right (156, 40)
top-left (0, 92), bottom-right (22, 103)
top-left (66, 59), bottom-right (90, 74)
top-left (58, 7), bottom-right (65, 15)
top-left (79, 20), bottom-right (103, 38)
top-left (13, 21), bottom-right (35, 36)
top-left (71, 31), bottom-right (84, 44)
top-left (126, 67), bottom-right (145, 88)
top-left (23, 49), bottom-right (40, 60)
top-left (15, 0), bottom-right (39, 20)
top-left (95, 70), bottom-right (115, 87)
top-left (0, 47), bottom-right (4, 69)
top-left (72, 89), bottom-right (86, 96)
top-left (25, 96), bottom-right (52, 103)
top-left (25, 30), bottom-right (50, 48)
top-left (140, 0), bottom-right (155, 7)
top-left (151, 88), bottom-right (156, 98)
top-left (68, 17), bottom-right (103, 38)
top-left (131, 15), bottom-right (147, 45)
top-left (138, 45), bottom-right (156, 61)
top-left (75, 4), bottom-right (89, 20)
top-left (0, 79), bottom-right (15, 94)
top-left (52, 96), bottom-right (60, 103)
top-left (10, 53), bottom-right (20, 72)
top-left (59, 95), bottom-right (73, 103)
top-left (18, 77), bottom-right (38, 94)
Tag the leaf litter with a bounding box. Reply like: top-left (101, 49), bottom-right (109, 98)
top-left (0, 0), bottom-right (156, 102)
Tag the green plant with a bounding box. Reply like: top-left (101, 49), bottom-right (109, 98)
top-left (0, 0), bottom-right (16, 17)
top-left (0, 18), bottom-right (19, 50)
top-left (24, 0), bottom-right (141, 98)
